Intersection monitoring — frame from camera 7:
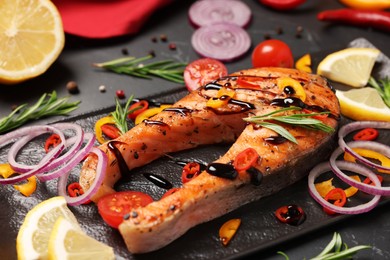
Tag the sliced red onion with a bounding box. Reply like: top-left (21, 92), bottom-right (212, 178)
top-left (8, 123), bottom-right (84, 173)
top-left (0, 125), bottom-right (66, 184)
top-left (188, 0), bottom-right (252, 28)
top-left (338, 121), bottom-right (390, 172)
top-left (330, 146), bottom-right (390, 196)
top-left (58, 147), bottom-right (108, 206)
top-left (308, 161), bottom-right (381, 214)
top-left (191, 22), bottom-right (251, 62)
top-left (36, 132), bottom-right (95, 181)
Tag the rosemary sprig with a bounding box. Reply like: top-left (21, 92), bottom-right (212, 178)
top-left (110, 95), bottom-right (143, 135)
top-left (277, 232), bottom-right (371, 260)
top-left (368, 76), bottom-right (390, 108)
top-left (0, 91), bottom-right (80, 134)
top-left (243, 107), bottom-right (334, 144)
top-left (94, 54), bottom-right (187, 84)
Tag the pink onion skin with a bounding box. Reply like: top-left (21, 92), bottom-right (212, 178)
top-left (58, 147), bottom-right (108, 206)
top-left (188, 0), bottom-right (252, 28)
top-left (191, 22), bottom-right (251, 62)
top-left (308, 161), bottom-right (381, 214)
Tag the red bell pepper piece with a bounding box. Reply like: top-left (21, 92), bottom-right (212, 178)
top-left (101, 124), bottom-right (121, 140)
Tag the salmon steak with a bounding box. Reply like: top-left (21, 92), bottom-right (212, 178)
top-left (79, 67), bottom-right (340, 253)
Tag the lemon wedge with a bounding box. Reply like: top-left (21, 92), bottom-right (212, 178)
top-left (16, 197), bottom-right (79, 260)
top-left (48, 217), bottom-right (115, 260)
top-left (336, 87), bottom-right (390, 121)
top-left (0, 0), bottom-right (65, 84)
top-left (317, 48), bottom-right (380, 88)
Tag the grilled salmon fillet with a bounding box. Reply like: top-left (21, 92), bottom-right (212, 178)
top-left (80, 67), bottom-right (340, 253)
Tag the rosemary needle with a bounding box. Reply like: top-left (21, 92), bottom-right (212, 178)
top-left (0, 91), bottom-right (80, 134)
top-left (94, 54), bottom-right (187, 84)
top-left (244, 107), bottom-right (334, 144)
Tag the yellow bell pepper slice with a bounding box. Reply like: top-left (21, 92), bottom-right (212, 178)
top-left (315, 175), bottom-right (360, 199)
top-left (295, 53), bottom-right (312, 73)
top-left (134, 105), bottom-right (172, 125)
top-left (95, 116), bottom-right (117, 144)
top-left (277, 77), bottom-right (307, 102)
top-left (14, 176), bottom-right (37, 197)
top-left (339, 0), bottom-right (390, 10)
top-left (0, 163), bottom-right (15, 179)
top-left (219, 218), bottom-right (241, 246)
top-left (344, 148), bottom-right (390, 174)
top-left (206, 87), bottom-right (236, 109)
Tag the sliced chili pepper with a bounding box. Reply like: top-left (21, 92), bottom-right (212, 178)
top-left (182, 162), bottom-right (201, 183)
top-left (44, 134), bottom-right (61, 153)
top-left (353, 128), bottom-right (379, 141)
top-left (95, 116), bottom-right (117, 144)
top-left (363, 174), bottom-right (384, 185)
top-left (317, 9), bottom-right (390, 33)
top-left (128, 100), bottom-right (149, 120)
top-left (161, 187), bottom-right (181, 199)
top-left (303, 108), bottom-right (329, 121)
top-left (275, 204), bottom-right (306, 226)
top-left (101, 124), bottom-right (121, 140)
top-left (259, 0), bottom-right (306, 11)
top-left (68, 182), bottom-right (85, 197)
top-left (236, 77), bottom-right (262, 90)
top-left (323, 188), bottom-right (347, 215)
top-left (233, 148), bottom-right (259, 172)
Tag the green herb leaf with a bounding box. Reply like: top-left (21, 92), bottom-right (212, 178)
top-left (0, 91), bottom-right (80, 134)
top-left (94, 54), bottom-right (187, 84)
top-left (110, 96), bottom-right (134, 135)
top-left (243, 107), bottom-right (334, 144)
top-left (368, 76), bottom-right (390, 108)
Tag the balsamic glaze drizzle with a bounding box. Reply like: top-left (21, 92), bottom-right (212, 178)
top-left (142, 173), bottom-right (173, 190)
top-left (206, 163), bottom-right (237, 180)
top-left (107, 141), bottom-right (131, 175)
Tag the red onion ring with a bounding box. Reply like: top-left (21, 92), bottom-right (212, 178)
top-left (188, 0), bottom-right (252, 28)
top-left (7, 123), bottom-right (84, 173)
top-left (0, 125), bottom-right (66, 184)
top-left (58, 146), bottom-right (108, 206)
top-left (308, 161), bottom-right (381, 214)
top-left (330, 146), bottom-right (390, 196)
top-left (36, 132), bottom-right (95, 181)
top-left (191, 22), bottom-right (251, 62)
top-left (338, 121), bottom-right (390, 172)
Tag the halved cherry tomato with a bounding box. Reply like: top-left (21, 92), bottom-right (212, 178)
top-left (252, 39), bottom-right (294, 68)
top-left (182, 162), bottom-right (201, 183)
top-left (323, 188), bottom-right (346, 215)
top-left (98, 191), bottom-right (154, 228)
top-left (128, 100), bottom-right (149, 120)
top-left (184, 58), bottom-right (228, 92)
top-left (161, 187), bottom-right (181, 199)
top-left (353, 128), bottom-right (379, 141)
top-left (275, 204), bottom-right (306, 225)
top-left (101, 124), bottom-right (121, 140)
top-left (44, 134), bottom-right (61, 153)
top-left (233, 148), bottom-right (260, 172)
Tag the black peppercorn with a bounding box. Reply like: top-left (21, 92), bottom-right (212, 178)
top-left (66, 81), bottom-right (79, 94)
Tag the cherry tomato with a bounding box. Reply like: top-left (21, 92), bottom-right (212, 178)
top-left (44, 134), bottom-right (61, 153)
top-left (251, 39), bottom-right (294, 68)
top-left (97, 191), bottom-right (154, 228)
top-left (353, 128), bottom-right (379, 141)
top-left (184, 58), bottom-right (228, 92)
top-left (233, 148), bottom-right (260, 172)
top-left (182, 162), bottom-right (201, 183)
top-left (127, 100), bottom-right (149, 120)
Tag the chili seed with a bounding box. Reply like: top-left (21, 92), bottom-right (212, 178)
top-left (116, 90), bottom-right (125, 99)
top-left (169, 43), bottom-right (176, 50)
top-left (99, 85), bottom-right (106, 93)
top-left (66, 81), bottom-right (79, 94)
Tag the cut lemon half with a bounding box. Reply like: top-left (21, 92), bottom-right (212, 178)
top-left (48, 217), bottom-right (115, 260)
top-left (336, 87), bottom-right (390, 121)
top-left (0, 0), bottom-right (65, 84)
top-left (16, 197), bottom-right (79, 260)
top-left (317, 48), bottom-right (380, 88)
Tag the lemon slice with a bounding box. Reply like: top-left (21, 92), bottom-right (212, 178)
top-left (48, 217), bottom-right (115, 260)
top-left (16, 197), bottom-right (79, 260)
top-left (317, 48), bottom-right (380, 88)
top-left (336, 87), bottom-right (390, 121)
top-left (0, 0), bottom-right (65, 84)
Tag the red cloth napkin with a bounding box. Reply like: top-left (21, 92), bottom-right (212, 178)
top-left (52, 0), bottom-right (172, 39)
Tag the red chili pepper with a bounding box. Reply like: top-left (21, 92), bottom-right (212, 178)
top-left (317, 9), bottom-right (390, 32)
top-left (101, 124), bottom-right (121, 140)
top-left (127, 100), bottom-right (149, 120)
top-left (182, 162), bottom-right (201, 183)
top-left (44, 134), bottom-right (61, 153)
top-left (323, 188), bottom-right (347, 215)
top-left (116, 90), bottom-right (125, 99)
top-left (353, 128), bottom-right (379, 141)
top-left (236, 77), bottom-right (262, 90)
top-left (259, 0), bottom-right (306, 11)
top-left (67, 182), bottom-right (91, 204)
top-left (303, 108), bottom-right (329, 121)
top-left (363, 174), bottom-right (383, 186)
top-left (274, 204), bottom-right (306, 225)
top-left (161, 187), bottom-right (181, 199)
top-left (233, 148), bottom-right (259, 172)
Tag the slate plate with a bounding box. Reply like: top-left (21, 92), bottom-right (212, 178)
top-left (0, 86), bottom-right (389, 260)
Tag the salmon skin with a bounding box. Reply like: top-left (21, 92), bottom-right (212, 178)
top-left (79, 67), bottom-right (340, 253)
